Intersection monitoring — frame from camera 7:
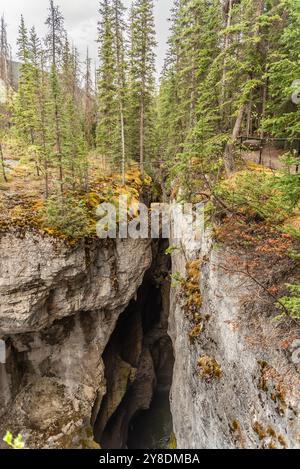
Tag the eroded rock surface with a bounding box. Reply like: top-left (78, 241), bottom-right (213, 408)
top-left (0, 232), bottom-right (152, 448)
top-left (169, 227), bottom-right (300, 449)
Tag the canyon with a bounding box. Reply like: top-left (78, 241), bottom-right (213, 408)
top-left (0, 222), bottom-right (299, 449)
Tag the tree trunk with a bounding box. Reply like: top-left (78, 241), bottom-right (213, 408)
top-left (54, 101), bottom-right (63, 194)
top-left (246, 97), bottom-right (252, 138)
top-left (224, 104), bottom-right (246, 175)
top-left (220, 0), bottom-right (233, 116)
top-left (140, 97), bottom-right (145, 178)
top-left (120, 104), bottom-right (126, 185)
top-left (42, 128), bottom-right (49, 200)
top-left (259, 79), bottom-right (267, 164)
top-left (44, 157), bottom-right (49, 199)
top-left (114, 6), bottom-right (126, 186)
top-left (50, 3), bottom-right (63, 195)
top-left (260, 79), bottom-right (267, 140)
top-left (0, 142), bottom-right (7, 183)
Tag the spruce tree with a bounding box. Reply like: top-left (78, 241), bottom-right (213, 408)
top-left (83, 47), bottom-right (95, 149)
top-left (159, 0), bottom-right (297, 188)
top-left (262, 0), bottom-right (300, 139)
top-left (157, 0), bottom-right (222, 189)
top-left (28, 26), bottom-right (44, 176)
top-left (96, 0), bottom-right (117, 167)
top-left (14, 15), bottom-right (34, 142)
top-left (32, 42), bottom-right (51, 198)
top-left (45, 0), bottom-right (66, 193)
top-left (129, 0), bottom-right (156, 177)
top-left (0, 15), bottom-right (10, 88)
top-left (112, 0), bottom-right (128, 183)
top-left (0, 14), bottom-right (10, 184)
top-left (61, 40), bottom-right (86, 190)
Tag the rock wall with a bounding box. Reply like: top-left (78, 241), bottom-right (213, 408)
top-left (169, 227), bottom-right (300, 449)
top-left (2, 220), bottom-right (299, 450)
top-left (0, 231), bottom-right (152, 448)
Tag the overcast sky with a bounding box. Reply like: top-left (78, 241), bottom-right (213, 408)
top-left (2, 0), bottom-right (173, 74)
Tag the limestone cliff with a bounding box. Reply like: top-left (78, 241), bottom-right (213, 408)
top-left (169, 227), bottom-right (300, 449)
top-left (1, 219), bottom-right (300, 450)
top-left (0, 231), bottom-right (152, 448)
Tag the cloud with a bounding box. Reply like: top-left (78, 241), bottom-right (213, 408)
top-left (2, 0), bottom-right (173, 73)
top-left (61, 0), bottom-right (99, 26)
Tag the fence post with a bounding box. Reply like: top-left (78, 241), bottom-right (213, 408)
top-left (259, 138), bottom-right (264, 165)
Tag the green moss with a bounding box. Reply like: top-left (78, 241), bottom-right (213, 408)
top-left (229, 420), bottom-right (242, 434)
top-left (180, 259), bottom-right (203, 319)
top-left (252, 421), bottom-right (267, 441)
top-left (0, 163), bottom-right (149, 243)
top-left (267, 426), bottom-right (276, 438)
top-left (214, 169), bottom-right (296, 224)
top-left (257, 360), bottom-right (288, 416)
top-left (278, 434), bottom-right (288, 448)
top-left (189, 324), bottom-right (203, 344)
top-left (252, 421), bottom-right (288, 449)
top-left (197, 356), bottom-right (222, 380)
top-left (168, 432), bottom-right (177, 449)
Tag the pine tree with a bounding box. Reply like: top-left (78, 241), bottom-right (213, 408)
top-left (14, 15), bottom-right (37, 144)
top-left (262, 0), bottom-right (300, 139)
top-left (83, 47), bottom-right (95, 149)
top-left (97, 0), bottom-right (129, 180)
top-left (28, 26), bottom-right (44, 176)
top-left (0, 15), bottom-right (10, 88)
top-left (0, 14), bottom-right (10, 183)
top-left (129, 0), bottom-right (157, 177)
top-left (112, 0), bottom-right (128, 183)
top-left (157, 0), bottom-right (222, 190)
top-left (34, 46), bottom-right (51, 198)
top-left (96, 0), bottom-right (117, 167)
top-left (45, 0), bottom-right (66, 193)
top-left (159, 0), bottom-right (297, 190)
top-left (61, 40), bottom-right (86, 190)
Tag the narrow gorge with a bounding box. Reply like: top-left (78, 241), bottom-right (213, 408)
top-left (1, 0), bottom-right (300, 456)
top-left (0, 217), bottom-right (299, 449)
top-left (0, 231), bottom-right (175, 449)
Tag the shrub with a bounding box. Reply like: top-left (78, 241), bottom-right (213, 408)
top-left (3, 431), bottom-right (25, 449)
top-left (197, 356), bottom-right (222, 380)
top-left (278, 282), bottom-right (300, 319)
top-left (42, 195), bottom-right (92, 240)
top-left (214, 170), bottom-right (292, 223)
top-left (214, 152), bottom-right (300, 229)
top-left (168, 432), bottom-right (177, 449)
top-left (277, 154), bottom-right (300, 209)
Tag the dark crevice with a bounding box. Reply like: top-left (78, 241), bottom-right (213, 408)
top-left (93, 240), bottom-right (174, 449)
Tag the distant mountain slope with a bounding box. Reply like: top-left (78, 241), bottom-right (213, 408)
top-left (0, 60), bottom-right (20, 103)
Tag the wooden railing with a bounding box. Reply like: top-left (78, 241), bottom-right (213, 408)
top-left (238, 136), bottom-right (300, 171)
